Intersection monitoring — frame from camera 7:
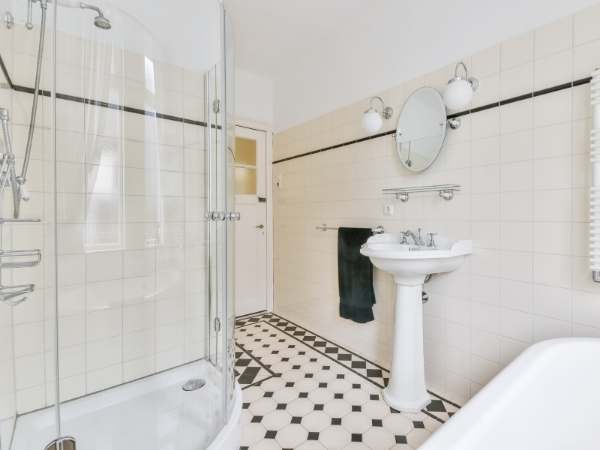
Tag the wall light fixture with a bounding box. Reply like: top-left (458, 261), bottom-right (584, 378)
top-left (362, 96), bottom-right (393, 134)
top-left (444, 62), bottom-right (479, 111)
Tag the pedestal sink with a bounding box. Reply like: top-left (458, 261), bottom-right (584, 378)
top-left (360, 232), bottom-right (472, 412)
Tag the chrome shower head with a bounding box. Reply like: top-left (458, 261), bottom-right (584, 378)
top-left (79, 2), bottom-right (111, 30)
top-left (93, 13), bottom-right (111, 29)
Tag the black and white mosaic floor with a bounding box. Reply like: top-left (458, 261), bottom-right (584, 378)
top-left (234, 312), bottom-right (460, 450)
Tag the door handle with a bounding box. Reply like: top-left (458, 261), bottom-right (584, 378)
top-left (255, 224), bottom-right (265, 229)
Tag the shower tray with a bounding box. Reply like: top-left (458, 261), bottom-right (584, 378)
top-left (11, 361), bottom-right (227, 450)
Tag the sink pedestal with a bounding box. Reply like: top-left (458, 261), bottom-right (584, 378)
top-left (360, 232), bottom-right (472, 412)
top-left (383, 275), bottom-right (430, 412)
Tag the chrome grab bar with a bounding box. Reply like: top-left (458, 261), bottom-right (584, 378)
top-left (0, 283), bottom-right (34, 306)
top-left (0, 249), bottom-right (42, 268)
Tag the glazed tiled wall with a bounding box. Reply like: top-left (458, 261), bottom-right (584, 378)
top-left (273, 3), bottom-right (600, 404)
top-left (0, 24), bottom-right (209, 422)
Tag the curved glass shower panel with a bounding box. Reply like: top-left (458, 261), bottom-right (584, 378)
top-left (2, 0), bottom-right (236, 449)
top-left (0, 0), bottom-right (56, 448)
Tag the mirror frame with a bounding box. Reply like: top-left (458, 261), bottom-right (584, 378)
top-left (395, 86), bottom-right (448, 173)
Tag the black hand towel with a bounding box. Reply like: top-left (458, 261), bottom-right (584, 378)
top-left (338, 227), bottom-right (376, 323)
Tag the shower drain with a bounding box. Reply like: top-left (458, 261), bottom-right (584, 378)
top-left (182, 378), bottom-right (206, 391)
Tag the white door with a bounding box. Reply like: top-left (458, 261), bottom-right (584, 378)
top-left (234, 126), bottom-right (267, 316)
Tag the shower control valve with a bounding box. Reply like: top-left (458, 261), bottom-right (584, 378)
top-left (206, 211), bottom-right (226, 221)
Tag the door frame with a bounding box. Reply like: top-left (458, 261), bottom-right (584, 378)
top-left (235, 120), bottom-right (273, 313)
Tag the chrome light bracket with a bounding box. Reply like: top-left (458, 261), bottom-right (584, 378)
top-left (447, 117), bottom-right (461, 129)
top-left (367, 96), bottom-right (393, 120)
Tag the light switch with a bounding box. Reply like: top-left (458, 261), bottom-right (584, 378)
top-left (383, 204), bottom-right (394, 216)
top-left (274, 175), bottom-right (283, 189)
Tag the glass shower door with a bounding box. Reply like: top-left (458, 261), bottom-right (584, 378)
top-left (0, 0), bottom-right (236, 448)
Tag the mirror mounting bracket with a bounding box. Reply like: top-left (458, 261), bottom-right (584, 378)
top-left (447, 117), bottom-right (461, 129)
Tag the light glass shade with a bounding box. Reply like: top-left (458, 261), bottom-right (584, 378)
top-left (362, 108), bottom-right (383, 134)
top-left (443, 78), bottom-right (474, 110)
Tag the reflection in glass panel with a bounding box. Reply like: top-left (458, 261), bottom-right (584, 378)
top-left (234, 137), bottom-right (256, 165)
top-left (234, 167), bottom-right (256, 195)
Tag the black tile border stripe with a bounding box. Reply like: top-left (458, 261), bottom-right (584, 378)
top-left (235, 342), bottom-right (276, 390)
top-left (267, 312), bottom-right (461, 409)
top-left (236, 310), bottom-right (268, 320)
top-left (0, 53), bottom-right (14, 90)
top-left (236, 311), bottom-right (461, 419)
top-left (273, 76), bottom-right (593, 165)
top-left (236, 342), bottom-right (276, 377)
top-left (0, 53), bottom-right (211, 128)
top-left (247, 318), bottom-right (451, 424)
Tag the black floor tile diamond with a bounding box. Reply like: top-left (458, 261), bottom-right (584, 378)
top-left (427, 400), bottom-right (447, 412)
top-left (351, 433), bottom-right (362, 442)
top-left (264, 430), bottom-right (277, 439)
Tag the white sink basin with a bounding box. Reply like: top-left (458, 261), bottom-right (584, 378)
top-left (360, 232), bottom-right (472, 412)
top-left (362, 233), bottom-right (472, 284)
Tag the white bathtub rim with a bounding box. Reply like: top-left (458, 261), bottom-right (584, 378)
top-left (418, 338), bottom-right (598, 449)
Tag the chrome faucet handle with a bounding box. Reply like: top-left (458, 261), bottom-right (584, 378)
top-left (417, 228), bottom-right (423, 245)
top-left (427, 232), bottom-right (437, 248)
top-left (372, 226), bottom-right (384, 235)
top-left (399, 231), bottom-right (409, 244)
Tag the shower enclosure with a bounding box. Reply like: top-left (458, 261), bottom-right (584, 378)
top-left (0, 0), bottom-right (239, 449)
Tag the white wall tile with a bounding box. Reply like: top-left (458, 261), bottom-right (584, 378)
top-left (500, 63), bottom-right (533, 99)
top-left (533, 284), bottom-right (572, 321)
top-left (534, 50), bottom-right (573, 90)
top-left (501, 32), bottom-right (534, 70)
top-left (500, 309), bottom-right (533, 343)
top-left (534, 90), bottom-right (572, 127)
top-left (534, 16), bottom-right (573, 59)
top-left (573, 3), bottom-right (600, 45)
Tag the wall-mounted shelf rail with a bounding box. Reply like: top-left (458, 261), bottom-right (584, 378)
top-left (0, 283), bottom-right (34, 306)
top-left (383, 184), bottom-right (461, 202)
top-left (0, 249), bottom-right (42, 268)
top-left (316, 224), bottom-right (385, 234)
top-left (0, 217), bottom-right (41, 224)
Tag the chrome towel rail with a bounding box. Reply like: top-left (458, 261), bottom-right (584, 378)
top-left (316, 224), bottom-right (385, 234)
top-left (382, 184), bottom-right (461, 202)
top-left (0, 248), bottom-right (41, 268)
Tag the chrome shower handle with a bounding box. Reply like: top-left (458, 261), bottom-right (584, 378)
top-left (26, 0), bottom-right (34, 29)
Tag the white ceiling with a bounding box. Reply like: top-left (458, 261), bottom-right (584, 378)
top-left (224, 0), bottom-right (600, 131)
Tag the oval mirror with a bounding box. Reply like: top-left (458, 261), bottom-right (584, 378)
top-left (395, 87), bottom-right (447, 172)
